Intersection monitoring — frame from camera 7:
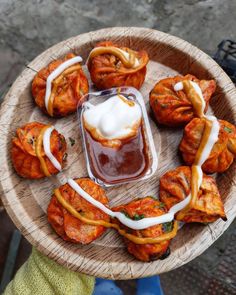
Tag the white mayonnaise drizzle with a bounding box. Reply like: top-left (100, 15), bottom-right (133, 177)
top-left (173, 80), bottom-right (220, 207)
top-left (68, 178), bottom-right (176, 230)
top-left (174, 82), bottom-right (184, 92)
top-left (169, 194), bottom-right (191, 214)
top-left (68, 178), bottom-right (194, 230)
top-left (196, 115), bottom-right (220, 166)
top-left (195, 166), bottom-right (203, 190)
top-left (63, 83), bottom-right (220, 231)
top-left (116, 48), bottom-right (140, 67)
top-left (191, 115), bottom-right (220, 192)
top-left (83, 95), bottom-right (142, 140)
top-left (45, 56), bottom-right (83, 113)
top-left (43, 126), bottom-right (62, 171)
top-left (88, 47), bottom-right (140, 68)
top-left (174, 81), bottom-right (206, 115)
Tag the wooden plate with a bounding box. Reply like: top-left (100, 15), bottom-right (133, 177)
top-left (0, 27), bottom-right (236, 280)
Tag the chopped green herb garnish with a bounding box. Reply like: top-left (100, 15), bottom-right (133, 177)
top-left (162, 222), bottom-right (173, 233)
top-left (69, 137), bottom-right (75, 146)
top-left (154, 202), bottom-right (166, 209)
top-left (121, 210), bottom-right (132, 219)
top-left (224, 126), bottom-right (232, 133)
top-left (133, 213), bottom-right (145, 220)
top-left (159, 202), bottom-right (166, 208)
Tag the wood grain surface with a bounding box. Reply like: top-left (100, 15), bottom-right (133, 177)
top-left (0, 27), bottom-right (235, 279)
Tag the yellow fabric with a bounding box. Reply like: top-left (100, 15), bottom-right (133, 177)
top-left (4, 248), bottom-right (95, 295)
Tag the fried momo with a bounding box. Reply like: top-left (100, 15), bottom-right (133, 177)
top-left (47, 178), bottom-right (110, 244)
top-left (87, 41), bottom-right (149, 90)
top-left (160, 166), bottom-right (226, 223)
top-left (180, 118), bottom-right (236, 173)
top-left (11, 122), bottom-right (67, 179)
top-left (32, 53), bottom-right (89, 117)
top-left (112, 197), bottom-right (174, 262)
top-left (149, 74), bottom-right (216, 126)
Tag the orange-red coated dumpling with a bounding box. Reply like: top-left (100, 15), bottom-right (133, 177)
top-left (47, 178), bottom-right (110, 244)
top-left (11, 122), bottom-right (67, 179)
top-left (149, 74), bottom-right (216, 126)
top-left (160, 166), bottom-right (226, 223)
top-left (32, 53), bottom-right (89, 117)
top-left (180, 118), bottom-right (236, 173)
top-left (112, 197), bottom-right (175, 262)
top-left (87, 41), bottom-right (149, 90)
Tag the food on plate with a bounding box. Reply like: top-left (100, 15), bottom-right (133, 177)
top-left (149, 74), bottom-right (216, 126)
top-left (32, 53), bottom-right (89, 117)
top-left (112, 197), bottom-right (176, 262)
top-left (48, 178), bottom-right (178, 261)
top-left (11, 122), bottom-right (67, 179)
top-left (82, 91), bottom-right (150, 185)
top-left (87, 41), bottom-right (149, 90)
top-left (159, 166), bottom-right (226, 223)
top-left (158, 82), bottom-right (227, 222)
top-left (10, 39), bottom-right (232, 266)
top-left (180, 118), bottom-right (236, 173)
top-left (47, 178), bottom-right (110, 244)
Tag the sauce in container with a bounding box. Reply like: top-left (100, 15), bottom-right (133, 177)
top-left (84, 124), bottom-right (149, 184)
top-left (78, 87), bottom-right (158, 186)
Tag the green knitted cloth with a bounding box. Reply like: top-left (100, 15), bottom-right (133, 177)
top-left (4, 248), bottom-right (95, 295)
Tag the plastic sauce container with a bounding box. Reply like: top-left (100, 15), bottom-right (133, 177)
top-left (78, 87), bottom-right (158, 187)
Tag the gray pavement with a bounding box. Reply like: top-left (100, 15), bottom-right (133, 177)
top-left (1, 0), bottom-right (236, 97)
top-left (0, 1), bottom-right (236, 294)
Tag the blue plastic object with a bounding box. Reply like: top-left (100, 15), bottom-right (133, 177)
top-left (136, 276), bottom-right (164, 295)
top-left (93, 276), bottom-right (164, 295)
top-left (93, 278), bottom-right (123, 295)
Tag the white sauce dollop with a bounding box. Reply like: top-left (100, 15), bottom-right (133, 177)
top-left (43, 126), bottom-right (62, 171)
top-left (45, 56), bottom-right (83, 114)
top-left (83, 95), bottom-right (142, 140)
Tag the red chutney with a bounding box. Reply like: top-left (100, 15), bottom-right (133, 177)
top-left (84, 125), bottom-right (150, 185)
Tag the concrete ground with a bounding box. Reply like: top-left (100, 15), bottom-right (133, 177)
top-left (0, 0), bottom-right (236, 294)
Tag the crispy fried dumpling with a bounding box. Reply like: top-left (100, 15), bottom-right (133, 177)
top-left (149, 74), bottom-right (216, 126)
top-left (180, 118), bottom-right (236, 173)
top-left (47, 178), bottom-right (110, 244)
top-left (11, 122), bottom-right (67, 179)
top-left (159, 166), bottom-right (226, 223)
top-left (32, 53), bottom-right (89, 117)
top-left (87, 41), bottom-right (149, 90)
top-left (112, 197), bottom-right (174, 262)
